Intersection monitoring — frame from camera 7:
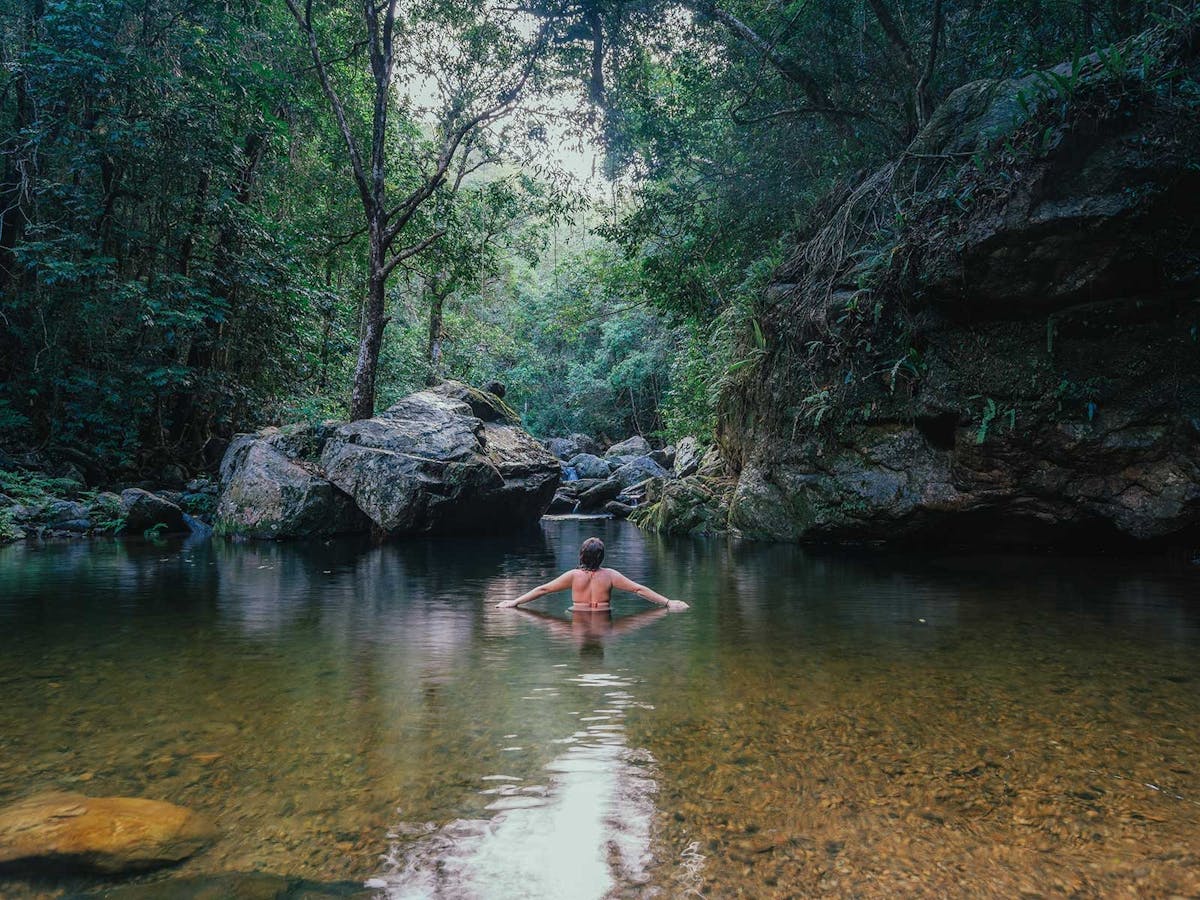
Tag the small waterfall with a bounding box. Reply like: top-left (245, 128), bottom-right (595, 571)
top-left (562, 466), bottom-right (579, 482)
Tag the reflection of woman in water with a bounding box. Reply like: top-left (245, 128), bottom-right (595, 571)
top-left (516, 604), bottom-right (671, 657)
top-left (495, 537), bottom-right (689, 612)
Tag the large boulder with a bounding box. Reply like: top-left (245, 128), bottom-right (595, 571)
top-left (569, 433), bottom-right (601, 456)
top-left (319, 390), bottom-right (558, 534)
top-left (648, 446), bottom-right (675, 470)
top-left (610, 456), bottom-right (670, 487)
top-left (120, 489), bottom-right (188, 534)
top-left (546, 492), bottom-right (577, 514)
top-left (604, 500), bottom-right (636, 519)
top-left (719, 27), bottom-right (1200, 546)
top-left (696, 445), bottom-right (731, 478)
top-left (605, 435), bottom-right (651, 458)
top-left (576, 478), bottom-right (623, 511)
top-left (545, 438), bottom-right (579, 461)
top-left (673, 437), bottom-right (703, 477)
top-left (41, 499), bottom-right (92, 532)
top-left (215, 427), bottom-right (367, 539)
top-left (0, 791), bottom-right (217, 874)
top-left (428, 380), bottom-right (519, 424)
top-left (566, 453), bottom-right (611, 480)
top-left (544, 432), bottom-right (600, 461)
top-left (632, 476), bottom-right (735, 536)
top-left (473, 418), bottom-right (564, 528)
top-left (215, 382), bottom-right (559, 539)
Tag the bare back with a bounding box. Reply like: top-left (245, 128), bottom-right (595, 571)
top-left (500, 563), bottom-right (683, 611)
top-left (570, 567), bottom-right (617, 609)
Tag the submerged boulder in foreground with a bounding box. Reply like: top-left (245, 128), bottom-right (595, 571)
top-left (215, 382), bottom-right (560, 539)
top-left (87, 872), bottom-right (374, 899)
top-left (0, 791), bottom-right (217, 874)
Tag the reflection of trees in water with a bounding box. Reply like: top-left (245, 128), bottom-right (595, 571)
top-left (373, 672), bottom-right (659, 900)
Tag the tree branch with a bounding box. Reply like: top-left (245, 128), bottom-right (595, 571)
top-left (381, 229), bottom-right (447, 280)
top-left (865, 0), bottom-right (919, 76)
top-left (284, 0), bottom-right (372, 212)
top-left (381, 23), bottom-right (548, 246)
top-left (683, 0), bottom-right (853, 138)
top-left (916, 0), bottom-right (945, 126)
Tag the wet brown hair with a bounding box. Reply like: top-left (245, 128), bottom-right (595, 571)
top-left (579, 537), bottom-right (605, 571)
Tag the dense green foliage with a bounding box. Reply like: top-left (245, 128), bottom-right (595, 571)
top-left (0, 0), bottom-right (1186, 481)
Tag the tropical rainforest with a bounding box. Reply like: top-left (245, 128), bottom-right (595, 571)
top-left (0, 0), bottom-right (1193, 485)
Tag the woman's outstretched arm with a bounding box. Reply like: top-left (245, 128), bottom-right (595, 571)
top-left (496, 570), bottom-right (575, 608)
top-left (609, 570), bottom-right (689, 610)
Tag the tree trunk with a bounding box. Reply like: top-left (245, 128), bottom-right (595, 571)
top-left (349, 219), bottom-right (387, 420)
top-left (426, 289), bottom-right (445, 386)
top-left (0, 0), bottom-right (41, 298)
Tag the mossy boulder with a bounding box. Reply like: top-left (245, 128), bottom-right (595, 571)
top-left (214, 425), bottom-right (367, 539)
top-left (631, 476), bottom-right (735, 536)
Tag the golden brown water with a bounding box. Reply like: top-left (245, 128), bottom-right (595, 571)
top-left (1, 521), bottom-right (1198, 897)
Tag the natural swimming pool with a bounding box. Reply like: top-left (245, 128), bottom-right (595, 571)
top-left (2, 519), bottom-right (1199, 897)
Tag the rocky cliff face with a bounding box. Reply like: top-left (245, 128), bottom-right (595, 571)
top-left (717, 26), bottom-right (1200, 546)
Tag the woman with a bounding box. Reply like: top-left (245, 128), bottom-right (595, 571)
top-left (495, 537), bottom-right (689, 611)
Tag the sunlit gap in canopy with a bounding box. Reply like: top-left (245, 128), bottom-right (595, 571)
top-left (388, 0), bottom-right (615, 194)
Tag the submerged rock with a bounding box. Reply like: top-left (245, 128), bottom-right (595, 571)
top-left (215, 382), bottom-right (559, 539)
top-left (0, 791), bottom-right (217, 874)
top-left (77, 872), bottom-right (373, 899)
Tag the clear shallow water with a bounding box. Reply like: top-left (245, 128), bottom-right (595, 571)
top-left (1, 521), bottom-right (1199, 897)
